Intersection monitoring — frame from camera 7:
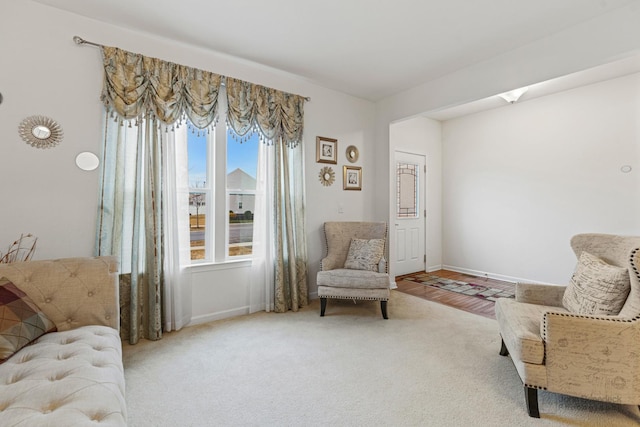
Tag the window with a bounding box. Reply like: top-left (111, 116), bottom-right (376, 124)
top-left (396, 162), bottom-right (418, 218)
top-left (186, 123), bottom-right (259, 262)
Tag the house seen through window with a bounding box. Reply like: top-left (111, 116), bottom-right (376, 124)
top-left (187, 125), bottom-right (258, 262)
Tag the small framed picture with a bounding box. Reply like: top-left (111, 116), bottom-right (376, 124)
top-left (343, 166), bottom-right (362, 191)
top-left (316, 136), bottom-right (338, 164)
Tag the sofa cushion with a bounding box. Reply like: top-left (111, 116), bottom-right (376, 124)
top-left (562, 251), bottom-right (630, 315)
top-left (495, 297), bottom-right (569, 365)
top-left (344, 238), bottom-right (385, 271)
top-left (0, 277), bottom-right (56, 363)
top-left (317, 268), bottom-right (389, 290)
top-left (0, 325), bottom-right (126, 426)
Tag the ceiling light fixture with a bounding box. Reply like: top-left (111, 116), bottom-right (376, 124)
top-left (498, 87), bottom-right (528, 104)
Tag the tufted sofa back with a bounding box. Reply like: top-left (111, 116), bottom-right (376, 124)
top-left (570, 233), bottom-right (640, 318)
top-left (0, 256), bottom-right (119, 331)
top-left (321, 222), bottom-right (388, 271)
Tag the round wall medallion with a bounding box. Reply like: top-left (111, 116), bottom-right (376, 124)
top-left (319, 166), bottom-right (335, 186)
top-left (345, 145), bottom-right (359, 163)
top-left (18, 115), bottom-right (63, 149)
top-left (76, 152), bottom-right (100, 171)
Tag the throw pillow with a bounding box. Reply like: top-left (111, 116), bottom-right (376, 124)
top-left (344, 238), bottom-right (385, 271)
top-left (562, 251), bottom-right (630, 316)
top-left (0, 277), bottom-right (56, 363)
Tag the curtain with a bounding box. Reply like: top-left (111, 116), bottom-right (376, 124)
top-left (225, 78), bottom-right (308, 312)
top-left (96, 45), bottom-right (308, 343)
top-left (96, 117), bottom-right (165, 343)
top-left (97, 46), bottom-right (221, 343)
top-left (162, 128), bottom-right (192, 332)
top-left (225, 77), bottom-right (305, 147)
top-left (272, 137), bottom-right (308, 311)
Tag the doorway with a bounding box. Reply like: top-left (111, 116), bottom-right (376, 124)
top-left (393, 151), bottom-right (426, 276)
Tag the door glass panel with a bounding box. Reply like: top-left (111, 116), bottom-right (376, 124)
top-left (396, 162), bottom-right (418, 218)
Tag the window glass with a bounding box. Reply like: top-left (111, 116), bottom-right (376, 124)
top-left (188, 130), bottom-right (209, 261)
top-left (396, 162), bottom-right (418, 218)
top-left (227, 128), bottom-right (258, 257)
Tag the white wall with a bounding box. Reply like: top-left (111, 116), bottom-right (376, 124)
top-left (0, 2), bottom-right (375, 324)
top-left (375, 3), bottom-right (640, 220)
top-left (389, 117), bottom-right (442, 273)
top-left (441, 73), bottom-right (640, 284)
top-left (374, 3), bottom-right (640, 283)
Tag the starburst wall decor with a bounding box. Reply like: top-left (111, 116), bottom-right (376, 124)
top-left (318, 166), bottom-right (335, 187)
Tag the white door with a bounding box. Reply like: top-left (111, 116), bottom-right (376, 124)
top-left (393, 151), bottom-right (426, 276)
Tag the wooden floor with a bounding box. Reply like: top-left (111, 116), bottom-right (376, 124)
top-left (395, 270), bottom-right (515, 319)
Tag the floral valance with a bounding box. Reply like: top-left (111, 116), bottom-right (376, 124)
top-left (226, 78), bottom-right (305, 147)
top-left (100, 46), bottom-right (306, 146)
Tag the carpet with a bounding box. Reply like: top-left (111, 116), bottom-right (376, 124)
top-left (403, 272), bottom-right (515, 301)
top-left (122, 292), bottom-right (640, 426)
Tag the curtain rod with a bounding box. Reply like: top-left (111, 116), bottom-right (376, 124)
top-left (73, 36), bottom-right (311, 102)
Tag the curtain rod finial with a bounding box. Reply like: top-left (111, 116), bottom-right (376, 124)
top-left (73, 36), bottom-right (85, 45)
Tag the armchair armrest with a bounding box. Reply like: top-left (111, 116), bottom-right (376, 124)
top-left (516, 282), bottom-right (566, 306)
top-left (542, 312), bottom-right (640, 402)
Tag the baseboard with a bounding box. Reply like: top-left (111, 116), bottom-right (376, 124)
top-left (427, 264), bottom-right (443, 273)
top-left (189, 306), bottom-right (250, 326)
top-left (442, 265), bottom-right (522, 284)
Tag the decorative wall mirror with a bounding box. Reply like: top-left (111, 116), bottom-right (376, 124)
top-left (345, 145), bottom-right (359, 163)
top-left (319, 166), bottom-right (335, 186)
top-left (18, 115), bottom-right (63, 149)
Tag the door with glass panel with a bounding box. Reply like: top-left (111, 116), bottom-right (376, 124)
top-left (394, 151), bottom-right (426, 276)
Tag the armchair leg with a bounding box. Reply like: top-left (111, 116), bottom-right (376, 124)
top-left (320, 298), bottom-right (327, 317)
top-left (525, 386), bottom-right (540, 418)
top-left (499, 338), bottom-right (509, 356)
top-left (380, 300), bottom-right (388, 319)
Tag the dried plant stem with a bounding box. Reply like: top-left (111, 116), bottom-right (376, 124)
top-left (0, 233), bottom-right (38, 263)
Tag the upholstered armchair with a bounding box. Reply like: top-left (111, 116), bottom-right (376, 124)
top-left (316, 222), bottom-right (390, 319)
top-left (495, 233), bottom-right (640, 418)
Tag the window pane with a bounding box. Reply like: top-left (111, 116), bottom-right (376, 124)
top-left (188, 129), bottom-right (209, 261)
top-left (396, 162), bottom-right (418, 218)
top-left (227, 128), bottom-right (258, 257)
top-left (189, 192), bottom-right (206, 260)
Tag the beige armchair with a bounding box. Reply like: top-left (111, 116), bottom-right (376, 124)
top-left (495, 234), bottom-right (640, 417)
top-left (316, 222), bottom-right (390, 319)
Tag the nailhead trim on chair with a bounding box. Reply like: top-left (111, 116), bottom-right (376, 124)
top-left (524, 383), bottom-right (547, 390)
top-left (319, 295), bottom-right (389, 301)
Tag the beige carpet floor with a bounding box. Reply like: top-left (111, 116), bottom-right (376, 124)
top-left (123, 291), bottom-right (640, 426)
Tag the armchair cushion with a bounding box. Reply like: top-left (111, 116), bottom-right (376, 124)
top-left (317, 269), bottom-right (389, 290)
top-left (495, 298), bottom-right (568, 365)
top-left (344, 238), bottom-right (385, 271)
top-left (0, 277), bottom-right (56, 362)
top-left (562, 251), bottom-right (630, 316)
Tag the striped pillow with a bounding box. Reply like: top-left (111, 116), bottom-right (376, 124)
top-left (0, 277), bottom-right (56, 362)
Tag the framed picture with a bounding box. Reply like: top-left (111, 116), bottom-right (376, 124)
top-left (343, 166), bottom-right (362, 191)
top-left (316, 136), bottom-right (337, 164)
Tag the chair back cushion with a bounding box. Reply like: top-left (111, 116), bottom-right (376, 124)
top-left (321, 222), bottom-right (387, 271)
top-left (570, 234), bottom-right (640, 317)
top-left (562, 251), bottom-right (630, 315)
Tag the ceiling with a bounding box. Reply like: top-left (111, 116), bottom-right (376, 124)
top-left (32, 0), bottom-right (639, 104)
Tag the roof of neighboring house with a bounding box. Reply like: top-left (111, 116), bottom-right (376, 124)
top-left (227, 168), bottom-right (256, 191)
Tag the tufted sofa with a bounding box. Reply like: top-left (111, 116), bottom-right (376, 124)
top-left (0, 256), bottom-right (126, 426)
